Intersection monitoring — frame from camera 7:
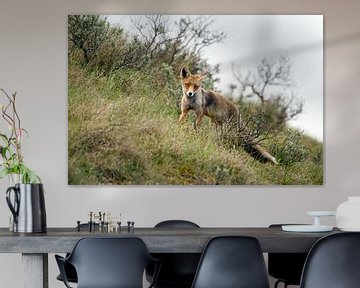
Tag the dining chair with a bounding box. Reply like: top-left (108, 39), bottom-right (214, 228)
top-left (300, 232), bottom-right (360, 288)
top-left (268, 224), bottom-right (308, 288)
top-left (56, 223), bottom-right (99, 284)
top-left (191, 236), bottom-right (270, 288)
top-left (147, 220), bottom-right (201, 288)
top-left (55, 237), bottom-right (161, 288)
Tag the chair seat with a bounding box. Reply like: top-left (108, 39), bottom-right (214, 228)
top-left (150, 253), bottom-right (200, 288)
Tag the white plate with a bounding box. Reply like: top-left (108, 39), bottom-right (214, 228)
top-left (282, 225), bottom-right (333, 232)
top-left (338, 227), bottom-right (360, 232)
top-left (307, 211), bottom-right (336, 217)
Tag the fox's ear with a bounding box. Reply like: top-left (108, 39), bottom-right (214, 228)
top-left (180, 67), bottom-right (190, 79)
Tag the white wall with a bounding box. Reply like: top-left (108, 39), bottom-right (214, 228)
top-left (0, 0), bottom-right (360, 287)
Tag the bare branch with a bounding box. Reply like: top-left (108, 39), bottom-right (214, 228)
top-left (0, 89), bottom-right (23, 164)
top-left (130, 15), bottom-right (226, 67)
top-left (232, 55), bottom-right (303, 125)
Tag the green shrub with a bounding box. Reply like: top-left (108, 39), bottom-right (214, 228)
top-left (270, 130), bottom-right (309, 165)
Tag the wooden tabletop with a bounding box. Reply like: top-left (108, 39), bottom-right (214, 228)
top-left (0, 227), bottom-right (340, 253)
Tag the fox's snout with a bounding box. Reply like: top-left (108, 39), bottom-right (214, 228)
top-left (184, 85), bottom-right (198, 97)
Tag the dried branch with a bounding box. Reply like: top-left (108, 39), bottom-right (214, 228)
top-left (232, 55), bottom-right (303, 124)
top-left (1, 89), bottom-right (23, 164)
top-left (0, 89), bottom-right (40, 183)
top-left (131, 15), bottom-right (226, 66)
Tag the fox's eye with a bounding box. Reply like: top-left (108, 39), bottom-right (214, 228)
top-left (193, 85), bottom-right (199, 90)
top-left (185, 83), bottom-right (190, 88)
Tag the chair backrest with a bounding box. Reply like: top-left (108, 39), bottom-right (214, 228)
top-left (191, 236), bottom-right (270, 288)
top-left (300, 232), bottom-right (360, 288)
top-left (66, 237), bottom-right (154, 288)
top-left (155, 219), bottom-right (200, 228)
top-left (268, 224), bottom-right (308, 285)
top-left (150, 220), bottom-right (201, 287)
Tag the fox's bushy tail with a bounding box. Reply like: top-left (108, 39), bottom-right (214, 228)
top-left (242, 142), bottom-right (278, 164)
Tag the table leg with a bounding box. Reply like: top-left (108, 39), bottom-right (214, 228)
top-left (22, 253), bottom-right (48, 288)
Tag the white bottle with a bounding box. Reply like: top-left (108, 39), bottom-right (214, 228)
top-left (336, 196), bottom-right (360, 231)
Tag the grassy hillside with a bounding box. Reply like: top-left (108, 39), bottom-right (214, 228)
top-left (68, 62), bottom-right (323, 185)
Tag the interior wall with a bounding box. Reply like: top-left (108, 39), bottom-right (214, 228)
top-left (0, 0), bottom-right (360, 287)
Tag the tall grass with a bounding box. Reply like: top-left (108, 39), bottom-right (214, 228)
top-left (68, 61), bottom-right (323, 185)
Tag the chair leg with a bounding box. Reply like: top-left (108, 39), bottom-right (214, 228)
top-left (274, 280), bottom-right (289, 288)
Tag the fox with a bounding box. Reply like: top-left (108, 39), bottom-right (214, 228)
top-left (179, 67), bottom-right (278, 164)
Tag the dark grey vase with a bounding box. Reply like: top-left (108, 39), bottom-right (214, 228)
top-left (6, 183), bottom-right (47, 233)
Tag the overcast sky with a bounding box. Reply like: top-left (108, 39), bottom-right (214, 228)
top-left (107, 15), bottom-right (323, 141)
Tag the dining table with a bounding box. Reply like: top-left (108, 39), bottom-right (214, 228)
top-left (0, 226), bottom-right (340, 288)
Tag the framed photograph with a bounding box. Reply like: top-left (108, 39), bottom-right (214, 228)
top-left (68, 15), bottom-right (323, 185)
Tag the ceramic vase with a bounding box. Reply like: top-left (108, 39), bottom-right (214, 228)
top-left (336, 197), bottom-right (360, 231)
top-left (6, 183), bottom-right (47, 233)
